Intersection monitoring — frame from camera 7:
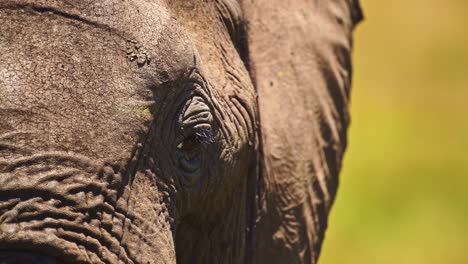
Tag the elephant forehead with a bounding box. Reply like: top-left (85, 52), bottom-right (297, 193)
top-left (0, 0), bottom-right (196, 79)
top-left (0, 7), bottom-right (191, 163)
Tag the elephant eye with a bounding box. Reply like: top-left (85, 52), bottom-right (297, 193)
top-left (174, 95), bottom-right (215, 180)
top-left (176, 135), bottom-right (196, 152)
top-left (175, 127), bottom-right (214, 182)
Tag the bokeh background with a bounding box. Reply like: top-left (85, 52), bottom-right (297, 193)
top-left (320, 0), bottom-right (468, 263)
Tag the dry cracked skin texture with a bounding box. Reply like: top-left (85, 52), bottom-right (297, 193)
top-left (0, 0), bottom-right (362, 263)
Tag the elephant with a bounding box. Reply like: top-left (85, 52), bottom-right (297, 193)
top-left (0, 0), bottom-right (362, 263)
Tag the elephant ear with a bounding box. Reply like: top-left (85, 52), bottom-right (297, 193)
top-left (241, 0), bottom-right (363, 263)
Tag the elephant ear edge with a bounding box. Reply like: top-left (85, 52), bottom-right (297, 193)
top-left (240, 0), bottom-right (363, 263)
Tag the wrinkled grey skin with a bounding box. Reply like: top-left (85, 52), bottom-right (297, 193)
top-left (0, 0), bottom-right (362, 263)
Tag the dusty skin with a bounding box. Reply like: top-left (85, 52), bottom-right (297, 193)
top-left (0, 0), bottom-right (362, 263)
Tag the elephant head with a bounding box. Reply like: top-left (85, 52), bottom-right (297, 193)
top-left (0, 0), bottom-right (362, 263)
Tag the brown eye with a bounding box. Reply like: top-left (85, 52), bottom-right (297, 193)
top-left (177, 134), bottom-right (199, 152)
top-left (176, 132), bottom-right (205, 176)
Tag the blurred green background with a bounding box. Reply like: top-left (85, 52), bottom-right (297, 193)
top-left (320, 0), bottom-right (468, 263)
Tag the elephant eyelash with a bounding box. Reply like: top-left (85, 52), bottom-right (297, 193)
top-left (193, 129), bottom-right (215, 145)
top-left (176, 128), bottom-right (215, 151)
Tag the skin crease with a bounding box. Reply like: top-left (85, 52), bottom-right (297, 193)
top-left (0, 0), bottom-right (362, 264)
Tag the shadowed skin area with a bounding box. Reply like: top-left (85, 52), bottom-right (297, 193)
top-left (0, 252), bottom-right (62, 264)
top-left (0, 0), bottom-right (361, 263)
